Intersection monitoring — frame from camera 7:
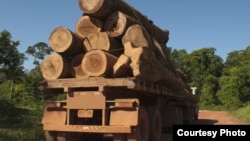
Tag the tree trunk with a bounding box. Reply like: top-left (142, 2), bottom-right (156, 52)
top-left (81, 50), bottom-right (118, 77)
top-left (49, 26), bottom-right (84, 56)
top-left (75, 14), bottom-right (104, 39)
top-left (78, 0), bottom-right (169, 44)
top-left (78, 0), bottom-right (114, 19)
top-left (113, 54), bottom-right (132, 77)
top-left (124, 42), bottom-right (185, 89)
top-left (122, 24), bottom-right (153, 48)
top-left (83, 32), bottom-right (123, 56)
top-left (123, 41), bottom-right (166, 82)
top-left (71, 53), bottom-right (89, 78)
top-left (40, 53), bottom-right (72, 80)
top-left (152, 39), bottom-right (172, 68)
top-left (104, 11), bottom-right (138, 38)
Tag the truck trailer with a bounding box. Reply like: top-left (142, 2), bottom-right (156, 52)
top-left (39, 0), bottom-right (199, 140)
top-left (40, 77), bottom-right (198, 141)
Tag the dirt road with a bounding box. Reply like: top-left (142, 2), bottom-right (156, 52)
top-left (195, 110), bottom-right (248, 125)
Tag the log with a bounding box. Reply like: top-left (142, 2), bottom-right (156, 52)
top-left (124, 42), bottom-right (167, 82)
top-left (40, 53), bottom-right (72, 80)
top-left (75, 14), bottom-right (104, 39)
top-left (78, 0), bottom-right (114, 19)
top-left (175, 68), bottom-right (188, 83)
top-left (78, 0), bottom-right (169, 44)
top-left (113, 54), bottom-right (132, 77)
top-left (104, 11), bottom-right (138, 38)
top-left (81, 50), bottom-right (118, 77)
top-left (71, 53), bottom-right (89, 78)
top-left (124, 42), bottom-right (185, 90)
top-left (121, 24), bottom-right (153, 48)
top-left (49, 26), bottom-right (84, 56)
top-left (83, 32), bottom-right (123, 56)
top-left (152, 39), bottom-right (172, 68)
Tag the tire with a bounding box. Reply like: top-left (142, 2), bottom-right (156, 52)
top-left (127, 106), bottom-right (149, 141)
top-left (194, 114), bottom-right (198, 121)
top-left (45, 131), bottom-right (86, 141)
top-left (176, 107), bottom-right (183, 124)
top-left (45, 131), bottom-right (56, 141)
top-left (147, 106), bottom-right (162, 141)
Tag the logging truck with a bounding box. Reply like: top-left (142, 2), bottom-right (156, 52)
top-left (39, 0), bottom-right (199, 141)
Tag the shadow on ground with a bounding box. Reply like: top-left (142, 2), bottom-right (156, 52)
top-left (194, 119), bottom-right (218, 125)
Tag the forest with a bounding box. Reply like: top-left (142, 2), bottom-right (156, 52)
top-left (1, 29), bottom-right (250, 140)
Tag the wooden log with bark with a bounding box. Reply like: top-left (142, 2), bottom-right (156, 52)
top-left (81, 50), bottom-right (118, 77)
top-left (83, 32), bottom-right (123, 56)
top-left (49, 26), bottom-right (84, 56)
top-left (40, 53), bottom-right (72, 80)
top-left (78, 0), bottom-right (169, 44)
top-left (122, 24), bottom-right (168, 66)
top-left (75, 14), bottom-right (104, 39)
top-left (122, 24), bottom-right (153, 48)
top-left (113, 54), bottom-right (132, 77)
top-left (124, 42), bottom-right (185, 90)
top-left (71, 53), bottom-right (89, 78)
top-left (104, 11), bottom-right (138, 38)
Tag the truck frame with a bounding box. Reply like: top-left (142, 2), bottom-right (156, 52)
top-left (40, 76), bottom-right (198, 141)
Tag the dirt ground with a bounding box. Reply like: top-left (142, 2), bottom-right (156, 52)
top-left (195, 110), bottom-right (249, 125)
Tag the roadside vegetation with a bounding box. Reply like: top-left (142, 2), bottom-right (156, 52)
top-left (1, 29), bottom-right (250, 140)
top-left (231, 104), bottom-right (250, 123)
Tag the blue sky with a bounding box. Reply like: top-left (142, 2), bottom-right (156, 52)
top-left (1, 0), bottom-right (249, 70)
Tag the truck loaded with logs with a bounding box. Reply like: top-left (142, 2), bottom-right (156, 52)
top-left (39, 0), bottom-right (199, 141)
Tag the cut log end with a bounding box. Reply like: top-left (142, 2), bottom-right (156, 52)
top-left (40, 53), bottom-right (71, 80)
top-left (81, 50), bottom-right (117, 77)
top-left (105, 11), bottom-right (127, 37)
top-left (78, 0), bottom-right (104, 13)
top-left (49, 26), bottom-right (73, 53)
top-left (113, 54), bottom-right (132, 77)
top-left (71, 53), bottom-right (89, 78)
top-left (75, 15), bottom-right (104, 39)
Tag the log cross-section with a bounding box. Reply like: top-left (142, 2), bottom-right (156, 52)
top-left (49, 26), bottom-right (84, 56)
top-left (78, 0), bottom-right (169, 44)
top-left (81, 50), bottom-right (118, 77)
top-left (40, 53), bottom-right (72, 80)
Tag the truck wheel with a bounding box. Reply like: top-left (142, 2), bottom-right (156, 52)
top-left (176, 107), bottom-right (183, 124)
top-left (46, 132), bottom-right (86, 141)
top-left (45, 131), bottom-right (56, 141)
top-left (147, 106), bottom-right (161, 141)
top-left (127, 107), bottom-right (149, 141)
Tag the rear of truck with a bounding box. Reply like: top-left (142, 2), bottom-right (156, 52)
top-left (40, 77), bottom-right (198, 141)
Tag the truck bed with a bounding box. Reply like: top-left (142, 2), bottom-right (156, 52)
top-left (39, 77), bottom-right (184, 100)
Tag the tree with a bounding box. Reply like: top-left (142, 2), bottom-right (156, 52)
top-left (218, 46), bottom-right (250, 108)
top-left (0, 30), bottom-right (26, 101)
top-left (183, 48), bottom-right (223, 107)
top-left (170, 49), bottom-right (188, 71)
top-left (25, 42), bottom-right (53, 66)
top-left (0, 30), bottom-right (25, 80)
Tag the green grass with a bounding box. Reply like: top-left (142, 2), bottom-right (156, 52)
top-left (231, 104), bottom-right (250, 123)
top-left (0, 100), bottom-right (45, 141)
top-left (198, 102), bottom-right (250, 124)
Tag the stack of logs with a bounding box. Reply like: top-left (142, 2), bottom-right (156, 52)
top-left (40, 0), bottom-right (191, 93)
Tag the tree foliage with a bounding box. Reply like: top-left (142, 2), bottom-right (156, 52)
top-left (0, 30), bottom-right (25, 81)
top-left (217, 46), bottom-right (250, 108)
top-left (25, 42), bottom-right (53, 66)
